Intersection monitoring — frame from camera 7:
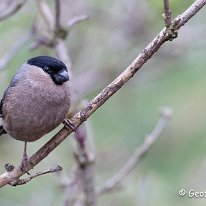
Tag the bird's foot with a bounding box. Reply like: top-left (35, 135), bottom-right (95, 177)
top-left (63, 119), bottom-right (76, 131)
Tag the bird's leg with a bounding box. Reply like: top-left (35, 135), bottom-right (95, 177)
top-left (63, 119), bottom-right (76, 131)
top-left (21, 142), bottom-right (30, 174)
top-left (23, 141), bottom-right (28, 163)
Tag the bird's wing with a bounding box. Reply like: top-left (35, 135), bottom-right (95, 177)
top-left (0, 95), bottom-right (7, 134)
top-left (0, 75), bottom-right (19, 118)
top-left (0, 90), bottom-right (6, 118)
top-left (0, 80), bottom-right (14, 118)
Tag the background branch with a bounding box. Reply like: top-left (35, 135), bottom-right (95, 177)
top-left (0, 0), bottom-right (28, 21)
top-left (0, 0), bottom-right (205, 188)
top-left (73, 123), bottom-right (96, 206)
top-left (67, 15), bottom-right (89, 29)
top-left (0, 31), bottom-right (31, 71)
top-left (96, 108), bottom-right (172, 195)
top-left (55, 0), bottom-right (61, 29)
top-left (36, 0), bottom-right (55, 32)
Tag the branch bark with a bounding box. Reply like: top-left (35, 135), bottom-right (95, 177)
top-left (162, 0), bottom-right (172, 28)
top-left (0, 0), bottom-right (205, 188)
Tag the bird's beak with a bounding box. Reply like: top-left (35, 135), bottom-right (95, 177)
top-left (58, 70), bottom-right (69, 82)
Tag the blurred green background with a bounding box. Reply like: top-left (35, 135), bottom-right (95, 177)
top-left (0, 0), bottom-right (206, 205)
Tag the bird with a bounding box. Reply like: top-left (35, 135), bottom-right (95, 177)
top-left (0, 56), bottom-right (71, 171)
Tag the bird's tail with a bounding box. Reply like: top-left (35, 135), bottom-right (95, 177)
top-left (0, 125), bottom-right (6, 136)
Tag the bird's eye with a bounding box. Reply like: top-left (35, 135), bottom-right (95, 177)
top-left (44, 67), bottom-right (50, 73)
top-left (44, 67), bottom-right (49, 71)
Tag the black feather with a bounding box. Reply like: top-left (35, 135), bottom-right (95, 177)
top-left (27, 56), bottom-right (67, 73)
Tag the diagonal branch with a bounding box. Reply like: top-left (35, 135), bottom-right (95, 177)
top-left (0, 0), bottom-right (205, 188)
top-left (96, 108), bottom-right (172, 195)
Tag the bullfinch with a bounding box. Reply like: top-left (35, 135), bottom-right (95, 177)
top-left (0, 56), bottom-right (71, 170)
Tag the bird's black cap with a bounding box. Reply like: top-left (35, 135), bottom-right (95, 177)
top-left (27, 56), bottom-right (67, 73)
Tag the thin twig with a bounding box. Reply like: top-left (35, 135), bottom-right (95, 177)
top-left (0, 31), bottom-right (31, 71)
top-left (9, 165), bottom-right (62, 186)
top-left (32, 0), bottom-right (58, 49)
top-left (67, 15), bottom-right (89, 29)
top-left (55, 0), bottom-right (61, 29)
top-left (0, 0), bottom-right (28, 21)
top-left (55, 39), bottom-right (72, 76)
top-left (96, 108), bottom-right (172, 195)
top-left (35, 0), bottom-right (70, 61)
top-left (162, 0), bottom-right (172, 28)
top-left (36, 0), bottom-right (55, 32)
top-left (0, 0), bottom-right (205, 188)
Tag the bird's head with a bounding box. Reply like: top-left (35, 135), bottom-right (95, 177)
top-left (27, 56), bottom-right (69, 85)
